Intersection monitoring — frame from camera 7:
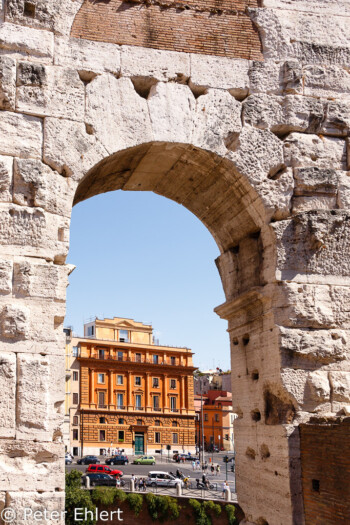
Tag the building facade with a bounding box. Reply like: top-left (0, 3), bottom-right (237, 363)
top-left (64, 329), bottom-right (82, 456)
top-left (195, 390), bottom-right (236, 452)
top-left (72, 317), bottom-right (196, 456)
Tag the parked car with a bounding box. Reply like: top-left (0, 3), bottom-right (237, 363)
top-left (146, 471), bottom-right (183, 488)
top-left (86, 464), bottom-right (123, 477)
top-left (65, 456), bottom-right (72, 465)
top-left (77, 455), bottom-right (100, 465)
top-left (133, 455), bottom-right (156, 465)
top-left (82, 473), bottom-right (118, 487)
top-left (105, 455), bottom-right (129, 466)
top-left (174, 453), bottom-right (198, 462)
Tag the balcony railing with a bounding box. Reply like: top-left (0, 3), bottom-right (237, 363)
top-left (79, 352), bottom-right (181, 366)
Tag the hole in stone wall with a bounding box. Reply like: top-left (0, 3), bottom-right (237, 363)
top-left (232, 338), bottom-right (239, 346)
top-left (242, 335), bottom-right (250, 346)
top-left (131, 76), bottom-right (158, 99)
top-left (257, 519), bottom-right (269, 525)
top-left (251, 370), bottom-right (259, 381)
top-left (260, 444), bottom-right (270, 459)
top-left (312, 479), bottom-right (320, 492)
top-left (251, 409), bottom-right (261, 422)
top-left (24, 2), bottom-right (36, 18)
top-left (264, 388), bottom-right (296, 425)
top-left (245, 447), bottom-right (256, 460)
top-left (78, 70), bottom-right (98, 84)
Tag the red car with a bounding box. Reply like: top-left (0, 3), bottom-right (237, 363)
top-left (86, 464), bottom-right (123, 477)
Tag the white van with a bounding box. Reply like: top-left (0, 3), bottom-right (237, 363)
top-left (146, 471), bottom-right (183, 488)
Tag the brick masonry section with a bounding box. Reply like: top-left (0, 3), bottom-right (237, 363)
top-left (300, 418), bottom-right (350, 525)
top-left (71, 0), bottom-right (263, 60)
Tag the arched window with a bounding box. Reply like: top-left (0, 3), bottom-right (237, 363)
top-left (118, 418), bottom-right (124, 424)
top-left (99, 417), bottom-right (106, 424)
top-left (137, 419), bottom-right (143, 425)
top-left (154, 420), bottom-right (161, 426)
top-left (172, 421), bottom-right (178, 427)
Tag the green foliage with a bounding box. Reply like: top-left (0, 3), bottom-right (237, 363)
top-left (126, 493), bottom-right (143, 516)
top-left (203, 500), bottom-right (221, 517)
top-left (65, 486), bottom-right (96, 525)
top-left (146, 493), bottom-right (180, 521)
top-left (225, 504), bottom-right (236, 525)
top-left (188, 499), bottom-right (211, 525)
top-left (65, 469), bottom-right (83, 489)
top-left (114, 488), bottom-right (127, 503)
top-left (91, 487), bottom-right (117, 506)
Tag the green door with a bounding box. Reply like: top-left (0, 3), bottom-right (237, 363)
top-left (135, 433), bottom-right (144, 455)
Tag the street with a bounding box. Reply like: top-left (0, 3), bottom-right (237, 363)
top-left (66, 451), bottom-right (236, 492)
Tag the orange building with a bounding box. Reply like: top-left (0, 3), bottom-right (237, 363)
top-left (75, 317), bottom-right (196, 456)
top-left (195, 390), bottom-right (235, 452)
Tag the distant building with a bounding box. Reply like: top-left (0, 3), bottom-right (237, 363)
top-left (194, 390), bottom-right (236, 452)
top-left (194, 368), bottom-right (232, 395)
top-left (64, 328), bottom-right (82, 456)
top-left (66, 317), bottom-right (197, 456)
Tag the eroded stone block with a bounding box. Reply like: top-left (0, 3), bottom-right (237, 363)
top-left (273, 211), bottom-right (350, 282)
top-left (0, 258), bottom-right (13, 295)
top-left (0, 155), bottom-right (13, 203)
top-left (0, 352), bottom-right (16, 437)
top-left (0, 112), bottom-right (42, 159)
top-left (0, 56), bottom-right (15, 110)
top-left (16, 64), bottom-right (85, 120)
top-left (228, 125), bottom-right (284, 186)
top-left (294, 167), bottom-right (338, 196)
top-left (6, 491), bottom-right (65, 525)
top-left (303, 64), bottom-right (350, 99)
top-left (0, 22), bottom-right (53, 60)
top-left (13, 259), bottom-right (69, 301)
top-left (189, 55), bottom-right (250, 99)
top-left (86, 75), bottom-right (152, 155)
top-left (148, 82), bottom-right (195, 144)
top-left (284, 133), bottom-right (346, 170)
top-left (330, 372), bottom-right (350, 403)
top-left (0, 441), bottom-right (64, 492)
top-left (13, 158), bottom-right (74, 217)
top-left (0, 304), bottom-right (29, 340)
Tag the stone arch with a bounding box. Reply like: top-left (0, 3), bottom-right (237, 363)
top-left (0, 2), bottom-right (349, 525)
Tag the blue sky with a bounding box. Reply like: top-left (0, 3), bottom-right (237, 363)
top-left (65, 190), bottom-right (231, 370)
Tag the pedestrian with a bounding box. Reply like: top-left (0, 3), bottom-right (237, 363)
top-left (216, 464), bottom-right (220, 476)
top-left (135, 476), bottom-right (139, 491)
top-left (196, 459), bottom-right (200, 470)
top-left (131, 473), bottom-right (136, 489)
top-left (222, 481), bottom-right (228, 498)
top-left (116, 477), bottom-right (121, 488)
top-left (211, 464), bottom-right (215, 475)
top-left (192, 460), bottom-right (196, 471)
top-left (107, 447), bottom-right (110, 456)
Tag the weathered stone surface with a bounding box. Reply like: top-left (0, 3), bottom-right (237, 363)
top-left (284, 133), bottom-right (347, 170)
top-left (0, 56), bottom-right (15, 110)
top-left (13, 258), bottom-right (70, 302)
top-left (262, 0), bottom-right (350, 15)
top-left (55, 36), bottom-right (120, 76)
top-left (0, 304), bottom-right (29, 340)
top-left (121, 45), bottom-right (190, 88)
top-left (16, 353), bottom-right (50, 440)
top-left (0, 258), bottom-right (13, 295)
top-left (228, 126), bottom-right (284, 185)
top-left (249, 61), bottom-right (284, 95)
top-left (303, 64), bottom-right (350, 100)
top-left (0, 441), bottom-right (64, 492)
top-left (190, 55), bottom-right (250, 99)
top-left (273, 211), bottom-right (350, 283)
top-left (337, 173), bottom-right (350, 210)
top-left (16, 65), bottom-right (85, 120)
top-left (292, 195), bottom-right (337, 214)
top-left (6, 491), bottom-right (65, 525)
top-left (0, 112), bottom-right (42, 159)
top-left (294, 167), bottom-right (338, 196)
top-left (189, 89), bottom-right (241, 156)
top-left (255, 168), bottom-right (294, 220)
top-left (0, 155), bottom-right (13, 203)
top-left (250, 8), bottom-right (350, 66)
top-left (148, 82), bottom-right (195, 144)
top-left (329, 372), bottom-right (350, 402)
top-left (280, 327), bottom-right (348, 365)
top-left (0, 22), bottom-right (53, 60)
top-left (86, 75), bottom-right (152, 154)
top-left (275, 282), bottom-right (350, 329)
top-left (43, 117), bottom-right (107, 180)
top-left (245, 95), bottom-right (350, 138)
top-left (0, 204), bottom-right (70, 262)
top-left (281, 368), bottom-right (331, 411)
top-left (0, 352), bottom-right (16, 438)
top-left (13, 158), bottom-right (74, 217)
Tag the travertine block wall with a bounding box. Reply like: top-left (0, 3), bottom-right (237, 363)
top-left (0, 1), bottom-right (348, 524)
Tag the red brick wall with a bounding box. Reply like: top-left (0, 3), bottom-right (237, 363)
top-left (71, 0), bottom-right (263, 60)
top-left (300, 418), bottom-right (350, 525)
